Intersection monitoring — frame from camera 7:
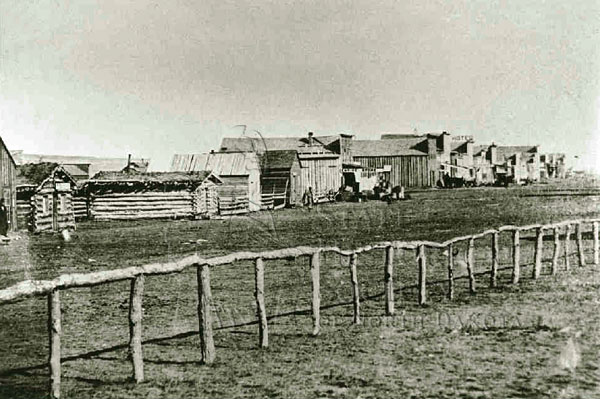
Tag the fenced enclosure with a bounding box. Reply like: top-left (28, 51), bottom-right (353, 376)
top-left (0, 218), bottom-right (599, 399)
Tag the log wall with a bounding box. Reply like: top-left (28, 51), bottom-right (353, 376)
top-left (90, 192), bottom-right (195, 221)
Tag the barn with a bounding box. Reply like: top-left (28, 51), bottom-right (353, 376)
top-left (220, 132), bottom-right (343, 203)
top-left (0, 136), bottom-right (17, 232)
top-left (171, 152), bottom-right (261, 214)
top-left (16, 163), bottom-right (77, 232)
top-left (83, 171), bottom-right (222, 221)
top-left (259, 150), bottom-right (302, 208)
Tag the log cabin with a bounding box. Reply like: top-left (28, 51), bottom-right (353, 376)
top-left (16, 164), bottom-right (77, 232)
top-left (83, 171), bottom-right (222, 221)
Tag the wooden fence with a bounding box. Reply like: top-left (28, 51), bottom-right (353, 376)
top-left (1, 218), bottom-right (599, 398)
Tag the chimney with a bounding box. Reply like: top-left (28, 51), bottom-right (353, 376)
top-left (126, 154), bottom-right (132, 173)
top-left (489, 143), bottom-right (497, 165)
top-left (308, 132), bottom-right (314, 146)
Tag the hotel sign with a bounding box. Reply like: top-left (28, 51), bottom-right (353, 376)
top-left (452, 135), bottom-right (474, 141)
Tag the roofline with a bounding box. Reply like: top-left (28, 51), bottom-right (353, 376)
top-left (0, 137), bottom-right (17, 167)
top-left (35, 165), bottom-right (78, 192)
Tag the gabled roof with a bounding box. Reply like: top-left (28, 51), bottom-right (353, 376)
top-left (351, 139), bottom-right (428, 157)
top-left (220, 136), bottom-right (337, 155)
top-left (36, 165), bottom-right (78, 192)
top-left (62, 164), bottom-right (90, 179)
top-left (473, 145), bottom-right (488, 156)
top-left (260, 150), bottom-right (300, 170)
top-left (171, 152), bottom-right (261, 175)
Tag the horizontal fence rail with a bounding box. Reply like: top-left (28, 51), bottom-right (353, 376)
top-left (1, 218), bottom-right (599, 398)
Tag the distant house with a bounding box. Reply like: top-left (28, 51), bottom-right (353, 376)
top-left (473, 144), bottom-right (540, 184)
top-left (473, 145), bottom-right (496, 184)
top-left (10, 151), bottom-right (150, 180)
top-left (541, 153), bottom-right (567, 179)
top-left (220, 132), bottom-right (344, 202)
top-left (16, 164), bottom-right (77, 232)
top-left (83, 171), bottom-right (222, 221)
top-left (171, 152), bottom-right (261, 214)
top-left (259, 150), bottom-right (302, 208)
top-left (0, 136), bottom-right (17, 231)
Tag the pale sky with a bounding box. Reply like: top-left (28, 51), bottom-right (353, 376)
top-left (1, 0), bottom-right (599, 171)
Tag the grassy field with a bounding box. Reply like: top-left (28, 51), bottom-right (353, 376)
top-left (1, 180), bottom-right (600, 398)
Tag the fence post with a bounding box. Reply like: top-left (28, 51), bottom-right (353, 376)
top-left (512, 230), bottom-right (520, 284)
top-left (197, 264), bottom-right (215, 363)
top-left (576, 222), bottom-right (585, 267)
top-left (533, 227), bottom-right (544, 279)
top-left (490, 232), bottom-right (499, 288)
top-left (565, 224), bottom-right (572, 271)
top-left (254, 257), bottom-right (268, 348)
top-left (552, 226), bottom-right (560, 275)
top-left (384, 246), bottom-right (395, 315)
top-left (417, 245), bottom-right (426, 305)
top-left (48, 289), bottom-right (61, 399)
top-left (467, 238), bottom-right (476, 293)
top-left (129, 275), bottom-right (145, 381)
top-left (349, 253), bottom-right (360, 324)
top-left (594, 221), bottom-right (599, 266)
top-left (447, 243), bottom-right (454, 300)
top-left (309, 251), bottom-right (321, 336)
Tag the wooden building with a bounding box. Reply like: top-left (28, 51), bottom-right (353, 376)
top-left (541, 153), bottom-right (567, 179)
top-left (220, 132), bottom-right (343, 202)
top-left (351, 137), bottom-right (433, 189)
top-left (473, 144), bottom-right (540, 185)
top-left (171, 152), bottom-right (261, 214)
top-left (259, 150), bottom-right (302, 208)
top-left (84, 171), bottom-right (222, 221)
top-left (380, 131), bottom-right (477, 186)
top-left (0, 136), bottom-right (17, 232)
top-left (16, 164), bottom-right (77, 232)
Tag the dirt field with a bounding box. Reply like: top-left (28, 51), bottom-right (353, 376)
top-left (1, 180), bottom-right (600, 398)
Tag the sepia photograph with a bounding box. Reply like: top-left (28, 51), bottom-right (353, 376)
top-left (1, 1), bottom-right (599, 398)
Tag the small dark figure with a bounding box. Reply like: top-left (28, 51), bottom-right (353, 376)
top-left (0, 198), bottom-right (8, 237)
top-left (302, 187), bottom-right (314, 210)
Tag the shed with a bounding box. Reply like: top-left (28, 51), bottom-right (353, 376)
top-left (16, 163), bottom-right (77, 232)
top-left (83, 171), bottom-right (222, 220)
top-left (171, 152), bottom-right (261, 214)
top-left (259, 150), bottom-right (302, 208)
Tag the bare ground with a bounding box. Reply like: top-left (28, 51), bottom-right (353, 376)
top-left (1, 181), bottom-right (600, 398)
